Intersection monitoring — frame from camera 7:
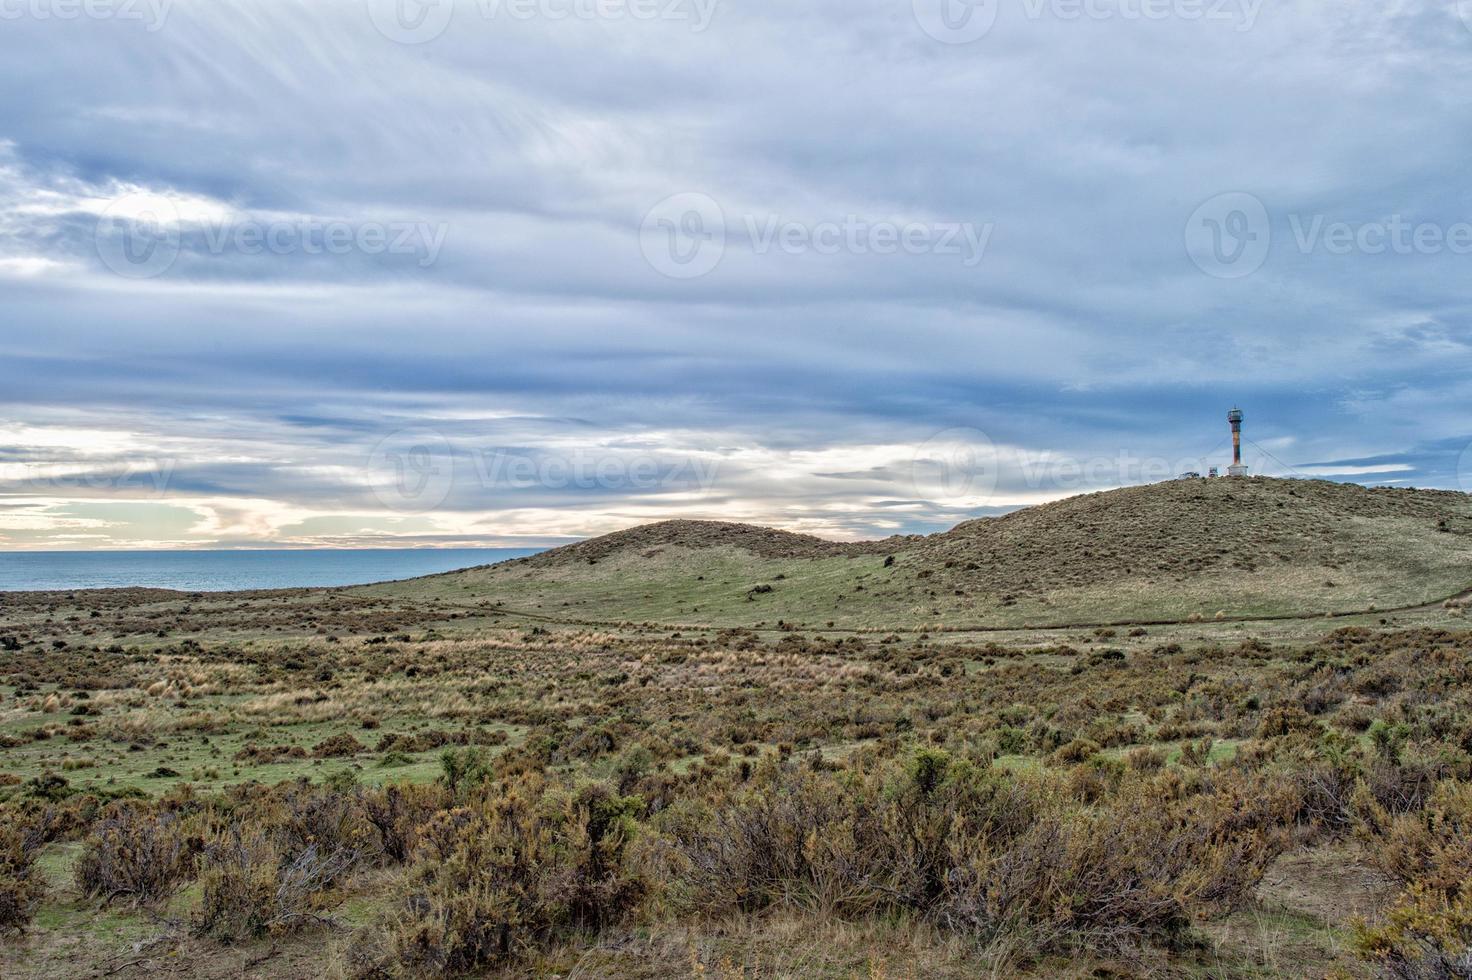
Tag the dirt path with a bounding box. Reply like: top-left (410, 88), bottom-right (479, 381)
top-left (1202, 843), bottom-right (1396, 978)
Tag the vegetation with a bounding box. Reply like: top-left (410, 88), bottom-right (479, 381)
top-left (1, 478), bottom-right (1471, 976)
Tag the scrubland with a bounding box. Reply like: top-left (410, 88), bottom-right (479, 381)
top-left (3, 583), bottom-right (1472, 977)
top-left (4, 478), bottom-right (1472, 976)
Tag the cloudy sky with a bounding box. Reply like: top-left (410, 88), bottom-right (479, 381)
top-left (1, 0), bottom-right (1471, 550)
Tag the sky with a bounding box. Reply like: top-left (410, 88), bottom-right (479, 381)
top-left (1, 0), bottom-right (1471, 550)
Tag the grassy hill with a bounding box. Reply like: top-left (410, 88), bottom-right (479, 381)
top-left (363, 477), bottom-right (1472, 629)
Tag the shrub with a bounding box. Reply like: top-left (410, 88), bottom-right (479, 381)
top-left (658, 753), bottom-right (1288, 956)
top-left (1370, 720), bottom-right (1413, 760)
top-left (439, 746), bottom-right (495, 798)
top-left (1354, 780), bottom-right (1472, 976)
top-left (358, 783), bottom-right (449, 865)
top-left (1294, 749), bottom-right (1363, 832)
top-left (1066, 756), bottom-right (1126, 804)
top-left (234, 743), bottom-right (307, 764)
top-left (1094, 723), bottom-right (1144, 748)
top-left (265, 782), bottom-right (375, 877)
top-left (1178, 738), bottom-right (1216, 767)
top-left (25, 772), bottom-right (71, 801)
top-left (1359, 780), bottom-right (1472, 894)
top-left (1125, 746), bottom-right (1166, 772)
top-left (312, 733), bottom-right (367, 758)
top-left (383, 775), bottom-right (644, 973)
top-left (1258, 705), bottom-right (1323, 739)
top-left (1354, 884), bottom-right (1472, 979)
top-left (194, 825), bottom-right (356, 940)
top-left (1364, 746), bottom-right (1471, 816)
top-left (1051, 738), bottom-right (1101, 765)
top-left (993, 725), bottom-right (1029, 755)
top-left (613, 745), bottom-right (656, 795)
top-left (0, 807), bottom-right (55, 932)
top-left (75, 803), bottom-right (197, 906)
top-left (191, 783), bottom-right (372, 940)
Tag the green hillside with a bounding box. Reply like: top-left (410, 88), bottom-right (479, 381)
top-left (361, 478), bottom-right (1472, 630)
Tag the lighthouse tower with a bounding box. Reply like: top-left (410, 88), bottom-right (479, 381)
top-left (1226, 407), bottom-right (1249, 477)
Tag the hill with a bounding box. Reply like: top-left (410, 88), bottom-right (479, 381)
top-left (364, 478), bottom-right (1472, 629)
top-left (518, 519), bottom-right (903, 567)
top-left (909, 476), bottom-right (1472, 603)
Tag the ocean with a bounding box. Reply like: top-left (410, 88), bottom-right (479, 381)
top-left (0, 548), bottom-right (543, 593)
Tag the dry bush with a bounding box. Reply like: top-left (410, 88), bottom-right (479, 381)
top-left (1290, 741), bottom-right (1364, 832)
top-left (268, 782), bottom-right (376, 874)
top-left (0, 807), bottom-right (56, 932)
top-left (1065, 757), bottom-right (1125, 803)
top-left (234, 743), bottom-right (308, 764)
top-left (1292, 725), bottom-right (1472, 836)
top-left (1178, 738), bottom-right (1216, 767)
top-left (1093, 722), bottom-right (1144, 748)
top-left (1363, 746), bottom-right (1470, 816)
top-left (1125, 746), bottom-right (1166, 772)
top-left (194, 825), bottom-right (356, 940)
top-left (75, 802), bottom-right (198, 905)
top-left (1154, 720), bottom-right (1214, 742)
top-left (1050, 737), bottom-right (1101, 765)
top-left (1359, 780), bottom-right (1472, 894)
top-left (1354, 884), bottom-right (1472, 980)
top-left (312, 733), bottom-right (367, 758)
top-left (1257, 704), bottom-right (1324, 739)
top-left (657, 751), bottom-right (1290, 957)
top-left (357, 783), bottom-right (450, 865)
top-left (1353, 772), bottom-right (1472, 975)
top-left (381, 775), bottom-right (644, 974)
top-left (375, 729), bottom-right (469, 754)
top-left (190, 783), bottom-right (374, 940)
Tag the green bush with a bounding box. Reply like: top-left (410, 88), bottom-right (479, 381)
top-left (438, 746), bottom-right (495, 798)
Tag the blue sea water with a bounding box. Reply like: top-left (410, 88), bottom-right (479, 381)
top-left (0, 548), bottom-right (543, 593)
